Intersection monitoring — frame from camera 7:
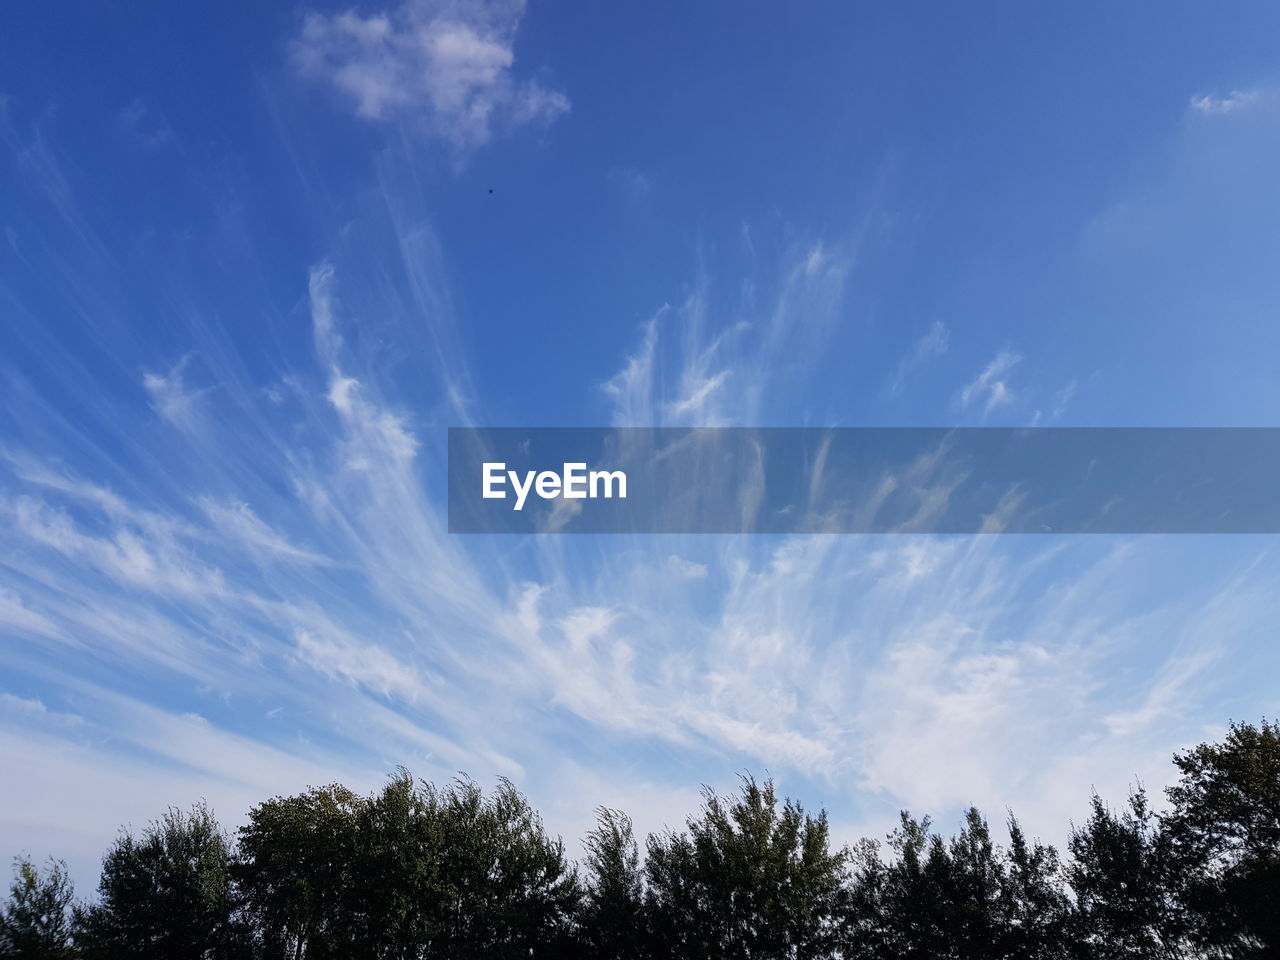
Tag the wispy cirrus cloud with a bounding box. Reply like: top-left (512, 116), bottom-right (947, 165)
top-left (959, 350), bottom-right (1021, 415)
top-left (0, 588), bottom-right (63, 640)
top-left (197, 498), bottom-right (330, 566)
top-left (3, 100), bottom-right (1279, 895)
top-left (1189, 89), bottom-right (1261, 114)
top-left (143, 358), bottom-right (208, 432)
top-left (291, 0), bottom-right (569, 152)
top-left (603, 240), bottom-right (849, 428)
top-left (890, 320), bottom-right (949, 397)
top-left (4, 232), bottom-right (1274, 880)
top-left (118, 99), bottom-right (173, 150)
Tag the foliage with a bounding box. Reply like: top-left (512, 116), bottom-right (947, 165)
top-left (644, 775), bottom-right (846, 959)
top-left (1165, 718), bottom-right (1280, 956)
top-left (74, 802), bottom-right (244, 960)
top-left (0, 857), bottom-right (75, 958)
top-left (1067, 789), bottom-right (1187, 959)
top-left (235, 771), bottom-right (578, 959)
top-left (233, 782), bottom-right (363, 958)
top-left (840, 808), bottom-right (1072, 960)
top-left (581, 807), bottom-right (645, 959)
top-left (2, 718), bottom-right (1278, 959)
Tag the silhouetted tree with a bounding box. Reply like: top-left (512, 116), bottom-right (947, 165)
top-left (853, 810), bottom-right (1007, 960)
top-left (1164, 718), bottom-right (1280, 957)
top-left (75, 802), bottom-right (245, 960)
top-left (1001, 816), bottom-right (1074, 959)
top-left (5, 718), bottom-right (1278, 959)
top-left (645, 776), bottom-right (845, 959)
top-left (0, 856), bottom-right (75, 958)
top-left (836, 836), bottom-right (895, 959)
top-left (841, 809), bottom-right (1074, 960)
top-left (234, 783), bottom-right (363, 960)
top-left (235, 774), bottom-right (579, 959)
top-left (345, 770), bottom-right (450, 958)
top-left (580, 807), bottom-right (645, 959)
top-left (1066, 789), bottom-right (1186, 959)
top-left (421, 776), bottom-right (580, 959)
top-left (937, 807), bottom-right (1008, 957)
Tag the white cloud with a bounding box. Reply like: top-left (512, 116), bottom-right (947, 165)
top-left (0, 587), bottom-right (62, 639)
top-left (609, 166), bottom-right (651, 201)
top-left (890, 320), bottom-right (949, 396)
top-left (1030, 376), bottom-right (1079, 426)
top-left (602, 315), bottom-right (659, 427)
top-left (294, 628), bottom-right (427, 702)
top-left (602, 237), bottom-right (850, 429)
top-left (143, 358), bottom-right (207, 431)
top-left (292, 0), bottom-right (569, 152)
top-left (0, 694), bottom-right (82, 727)
top-left (118, 99), bottom-right (172, 149)
top-left (6, 494), bottom-right (227, 600)
top-left (557, 606), bottom-right (616, 653)
top-left (667, 555), bottom-right (708, 580)
top-left (960, 350), bottom-right (1021, 414)
top-left (1189, 89), bottom-right (1260, 114)
top-left (198, 498), bottom-right (330, 565)
top-left (668, 368), bottom-right (732, 422)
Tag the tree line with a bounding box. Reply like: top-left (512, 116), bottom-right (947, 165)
top-left (2, 718), bottom-right (1277, 959)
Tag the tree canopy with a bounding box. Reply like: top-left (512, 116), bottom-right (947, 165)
top-left (4, 718), bottom-right (1279, 958)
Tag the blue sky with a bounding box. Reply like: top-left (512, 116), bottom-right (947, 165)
top-left (3, 1), bottom-right (1280, 885)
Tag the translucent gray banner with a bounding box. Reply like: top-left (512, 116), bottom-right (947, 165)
top-left (447, 428), bottom-right (1280, 534)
